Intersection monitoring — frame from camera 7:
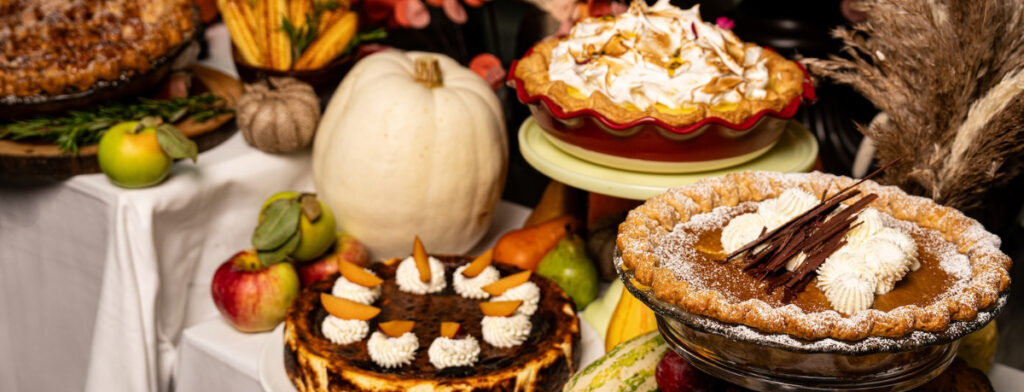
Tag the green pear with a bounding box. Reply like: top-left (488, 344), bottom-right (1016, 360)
top-left (537, 225), bottom-right (600, 310)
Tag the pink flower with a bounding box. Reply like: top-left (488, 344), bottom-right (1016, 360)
top-left (715, 16), bottom-right (734, 30)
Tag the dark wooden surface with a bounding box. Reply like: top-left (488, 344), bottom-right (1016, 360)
top-left (0, 65), bottom-right (242, 179)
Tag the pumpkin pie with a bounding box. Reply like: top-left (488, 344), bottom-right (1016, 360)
top-left (283, 254), bottom-right (581, 391)
top-left (616, 171), bottom-right (1011, 341)
top-left (513, 0), bottom-right (805, 126)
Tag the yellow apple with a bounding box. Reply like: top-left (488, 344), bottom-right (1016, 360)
top-left (261, 191), bottom-right (337, 262)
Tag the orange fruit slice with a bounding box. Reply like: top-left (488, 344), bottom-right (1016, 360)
top-left (482, 270), bottom-right (532, 296)
top-left (462, 249), bottom-right (493, 278)
top-left (320, 293), bottom-right (380, 321)
top-left (339, 260), bottom-right (383, 287)
top-left (379, 320), bottom-right (416, 338)
top-left (479, 300), bottom-right (523, 317)
top-left (440, 321), bottom-right (461, 339)
top-left (413, 236), bottom-right (431, 282)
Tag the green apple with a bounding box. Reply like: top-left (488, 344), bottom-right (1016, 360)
top-left (260, 191), bottom-right (337, 262)
top-left (97, 121), bottom-right (173, 188)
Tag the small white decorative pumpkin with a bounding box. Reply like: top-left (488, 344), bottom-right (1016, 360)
top-left (237, 77), bottom-right (321, 153)
top-left (312, 51), bottom-right (508, 258)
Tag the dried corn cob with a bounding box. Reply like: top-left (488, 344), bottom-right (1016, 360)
top-left (253, 0), bottom-right (270, 66)
top-left (289, 0), bottom-right (312, 32)
top-left (266, 0), bottom-right (292, 70)
top-left (318, 7), bottom-right (344, 36)
top-left (234, 0), bottom-right (263, 57)
top-left (295, 11), bottom-right (357, 70)
top-left (218, 0), bottom-right (263, 66)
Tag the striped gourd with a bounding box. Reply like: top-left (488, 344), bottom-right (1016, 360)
top-left (564, 330), bottom-right (668, 392)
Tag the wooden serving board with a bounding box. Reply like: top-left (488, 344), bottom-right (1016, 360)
top-left (0, 65), bottom-right (243, 179)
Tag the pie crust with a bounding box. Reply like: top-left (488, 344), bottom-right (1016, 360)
top-left (616, 171), bottom-right (1011, 341)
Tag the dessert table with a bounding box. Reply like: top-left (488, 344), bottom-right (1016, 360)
top-left (2, 20), bottom-right (1023, 392)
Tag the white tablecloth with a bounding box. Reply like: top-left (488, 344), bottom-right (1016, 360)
top-left (0, 24), bottom-right (317, 392)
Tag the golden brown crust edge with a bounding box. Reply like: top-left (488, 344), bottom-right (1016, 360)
top-left (616, 171), bottom-right (1012, 341)
top-left (514, 39), bottom-right (805, 126)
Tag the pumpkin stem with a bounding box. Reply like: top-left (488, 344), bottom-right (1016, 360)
top-left (414, 57), bottom-right (444, 88)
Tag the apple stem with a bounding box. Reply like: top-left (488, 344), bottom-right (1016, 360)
top-left (239, 253), bottom-right (263, 271)
top-left (564, 223), bottom-right (574, 241)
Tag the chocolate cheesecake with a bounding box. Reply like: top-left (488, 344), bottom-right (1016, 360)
top-left (284, 256), bottom-right (581, 391)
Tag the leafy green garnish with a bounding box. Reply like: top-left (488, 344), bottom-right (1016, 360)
top-left (0, 93), bottom-right (230, 155)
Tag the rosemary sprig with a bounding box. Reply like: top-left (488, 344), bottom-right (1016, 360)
top-left (0, 93), bottom-right (230, 154)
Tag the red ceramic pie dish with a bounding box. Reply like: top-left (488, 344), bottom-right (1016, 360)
top-left (508, 46), bottom-right (816, 173)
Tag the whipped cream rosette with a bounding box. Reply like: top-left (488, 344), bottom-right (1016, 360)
top-left (321, 317), bottom-right (369, 345)
top-left (428, 336), bottom-right (481, 369)
top-left (481, 314), bottom-right (532, 348)
top-left (367, 331), bottom-right (419, 368)
top-left (331, 273), bottom-right (382, 305)
top-left (453, 264), bottom-right (500, 299)
top-left (491, 282), bottom-right (541, 316)
top-left (396, 255), bottom-right (447, 294)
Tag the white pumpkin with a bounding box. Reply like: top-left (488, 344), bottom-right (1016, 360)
top-left (312, 51), bottom-right (507, 258)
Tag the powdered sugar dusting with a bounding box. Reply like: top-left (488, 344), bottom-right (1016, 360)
top-left (655, 202), bottom-right (756, 298)
top-left (617, 171), bottom-right (1012, 343)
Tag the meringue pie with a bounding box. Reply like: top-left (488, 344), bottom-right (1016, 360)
top-left (616, 171), bottom-right (1010, 341)
top-left (514, 0), bottom-right (805, 126)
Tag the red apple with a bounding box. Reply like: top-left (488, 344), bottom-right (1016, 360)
top-left (296, 232), bottom-right (369, 288)
top-left (656, 350), bottom-right (715, 392)
top-left (211, 249), bottom-right (300, 332)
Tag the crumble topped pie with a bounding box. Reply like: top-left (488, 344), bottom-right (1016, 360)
top-left (616, 171), bottom-right (1011, 341)
top-left (0, 0), bottom-right (197, 98)
top-left (514, 0), bottom-right (805, 126)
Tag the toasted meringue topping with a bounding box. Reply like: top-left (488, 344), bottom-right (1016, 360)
top-left (453, 265), bottom-right (500, 299)
top-left (367, 331), bottom-right (418, 368)
top-left (331, 275), bottom-right (382, 305)
top-left (548, 0), bottom-right (769, 110)
top-left (491, 281), bottom-right (541, 316)
top-left (321, 316), bottom-right (369, 345)
top-left (396, 256), bottom-right (447, 294)
top-left (428, 336), bottom-right (481, 369)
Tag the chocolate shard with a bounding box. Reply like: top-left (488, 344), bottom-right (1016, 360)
top-left (722, 159), bottom-right (899, 299)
